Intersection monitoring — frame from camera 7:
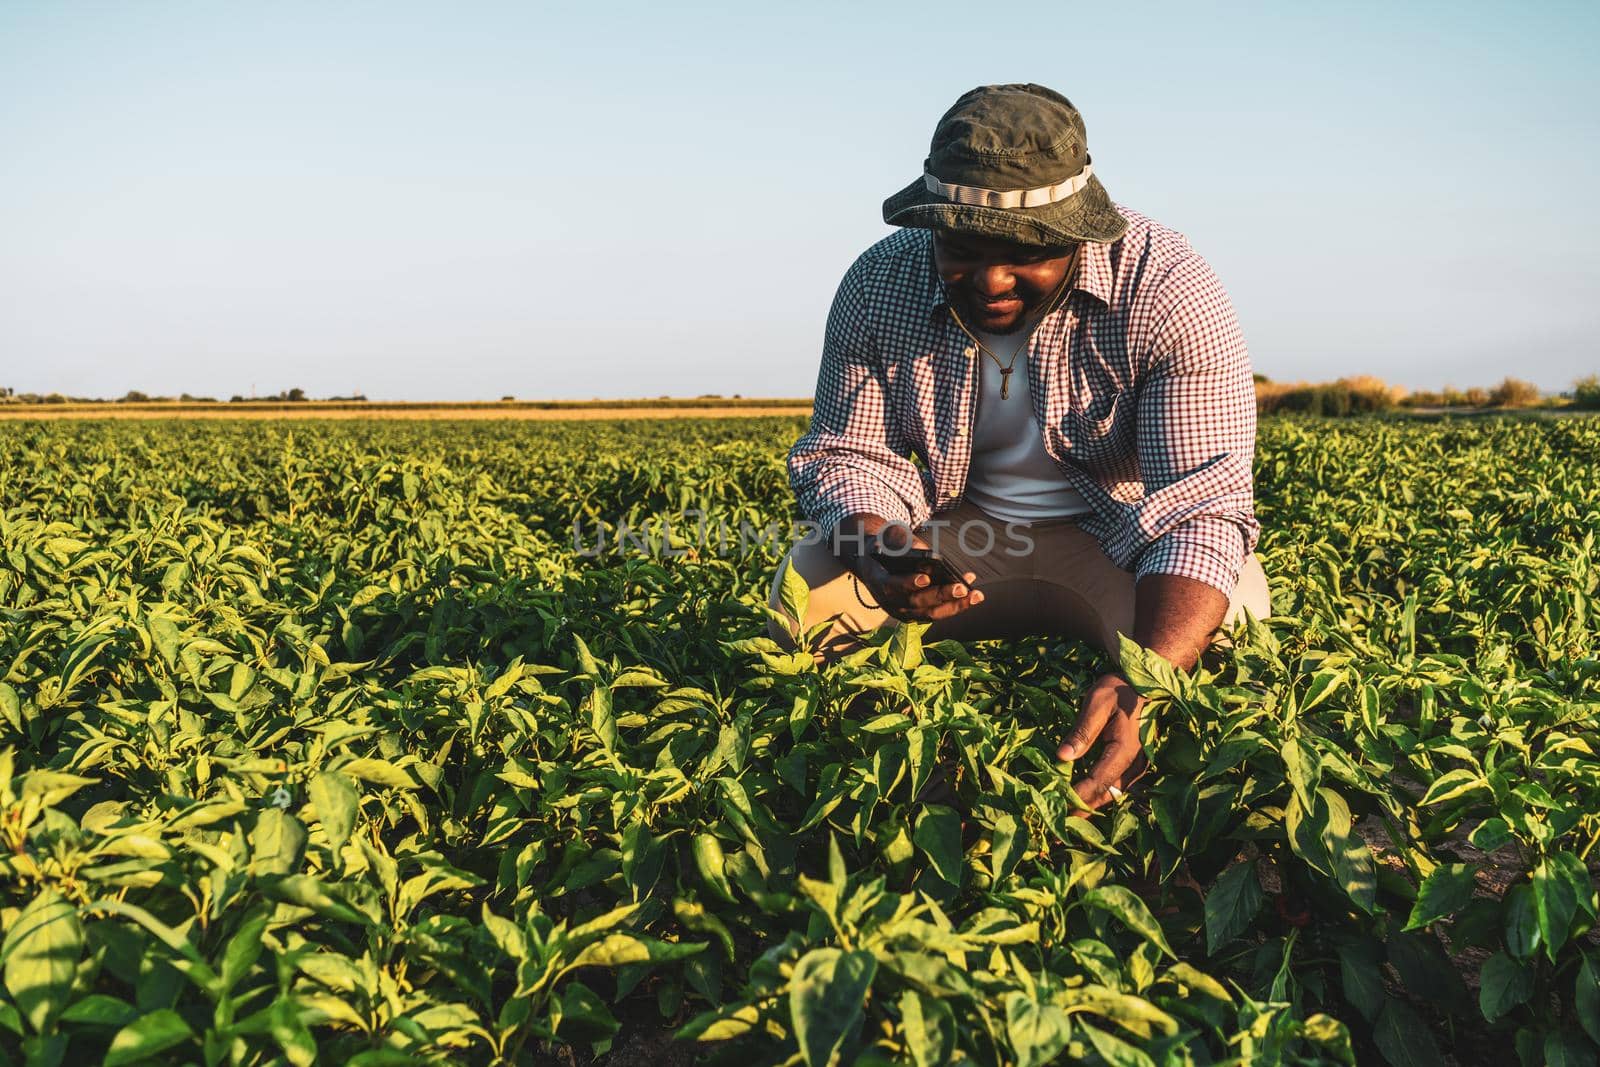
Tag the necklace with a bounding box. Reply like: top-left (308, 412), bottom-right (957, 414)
top-left (946, 249), bottom-right (1078, 400)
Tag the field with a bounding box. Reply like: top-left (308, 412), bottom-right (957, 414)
top-left (0, 400), bottom-right (813, 422)
top-left (0, 414), bottom-right (1597, 1067)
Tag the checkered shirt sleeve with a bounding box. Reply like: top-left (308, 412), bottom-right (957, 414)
top-left (1126, 253), bottom-right (1260, 596)
top-left (787, 256), bottom-right (931, 539)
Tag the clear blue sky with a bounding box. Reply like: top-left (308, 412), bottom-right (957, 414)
top-left (1, 0), bottom-right (1596, 400)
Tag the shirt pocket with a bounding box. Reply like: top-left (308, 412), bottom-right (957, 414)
top-left (1063, 387), bottom-right (1134, 466)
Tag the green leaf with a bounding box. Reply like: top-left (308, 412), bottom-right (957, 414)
top-left (1577, 956), bottom-right (1600, 1048)
top-left (250, 808), bottom-right (307, 877)
top-left (1372, 1000), bottom-right (1446, 1067)
top-left (912, 805), bottom-right (963, 885)
top-left (779, 557), bottom-right (810, 635)
top-left (1081, 885), bottom-right (1176, 960)
top-left (674, 900), bottom-right (736, 963)
top-left (337, 758), bottom-right (418, 790)
top-left (258, 874), bottom-right (371, 925)
top-left (2, 889), bottom-right (82, 1034)
top-left (19, 771), bottom-right (98, 808)
top-left (889, 620), bottom-right (924, 670)
top-left (572, 634), bottom-right (601, 678)
top-left (270, 998), bottom-right (316, 1067)
top-left (989, 812), bottom-right (1025, 883)
top-left (693, 833), bottom-right (736, 903)
top-left (1544, 1029), bottom-right (1598, 1067)
top-left (589, 686), bottom-right (619, 754)
top-left (568, 933), bottom-right (705, 970)
top-left (1284, 792), bottom-right (1331, 876)
top-left (1533, 854), bottom-right (1583, 960)
top-left (898, 991), bottom-right (955, 1067)
top-left (57, 994), bottom-right (136, 1027)
top-left (1116, 634), bottom-right (1183, 699)
top-left (1478, 952), bottom-right (1533, 1023)
top-left (1334, 834), bottom-right (1378, 914)
top-left (1280, 737), bottom-right (1321, 812)
top-left (0, 682), bottom-right (23, 732)
top-left (220, 913), bottom-right (270, 990)
top-left (790, 947), bottom-right (876, 1067)
top-left (1468, 817), bottom-right (1513, 852)
top-left (1504, 884), bottom-right (1542, 961)
top-left (1299, 1013), bottom-right (1356, 1065)
top-left (1337, 940), bottom-right (1384, 1022)
top-left (622, 819), bottom-right (665, 899)
top-left (1417, 768), bottom-right (1488, 807)
top-left (555, 980), bottom-right (620, 1041)
top-left (481, 904), bottom-right (529, 962)
top-left (103, 1009), bottom-right (194, 1067)
top-left (1405, 863), bottom-right (1477, 931)
top-left (1081, 1022), bottom-right (1158, 1067)
top-left (1204, 860), bottom-right (1264, 954)
top-left (1005, 993), bottom-right (1073, 1067)
top-left (309, 771), bottom-right (359, 853)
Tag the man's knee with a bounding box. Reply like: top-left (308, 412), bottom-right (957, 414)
top-left (1223, 554), bottom-right (1272, 628)
top-left (1211, 555), bottom-right (1272, 650)
top-left (764, 541), bottom-right (884, 659)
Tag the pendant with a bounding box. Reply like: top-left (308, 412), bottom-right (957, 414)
top-left (1000, 367), bottom-right (1012, 399)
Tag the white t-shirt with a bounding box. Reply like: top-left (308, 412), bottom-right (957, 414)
top-left (962, 325), bottom-right (1093, 524)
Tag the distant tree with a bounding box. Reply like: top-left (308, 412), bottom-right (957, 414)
top-left (1252, 372), bottom-right (1270, 384)
top-left (287, 387), bottom-right (307, 402)
top-left (120, 390), bottom-right (150, 403)
top-left (1487, 377), bottom-right (1541, 408)
top-left (1573, 375), bottom-right (1600, 410)
top-left (501, 395), bottom-right (516, 402)
top-left (229, 395), bottom-right (246, 403)
top-left (1464, 387), bottom-right (1490, 407)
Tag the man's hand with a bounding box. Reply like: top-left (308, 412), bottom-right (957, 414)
top-left (1055, 574), bottom-right (1228, 815)
top-left (1057, 673), bottom-right (1148, 815)
top-left (834, 512), bottom-right (984, 623)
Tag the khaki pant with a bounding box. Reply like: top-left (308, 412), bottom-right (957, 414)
top-left (766, 498), bottom-right (1270, 663)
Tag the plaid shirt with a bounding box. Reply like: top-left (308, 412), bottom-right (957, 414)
top-left (787, 204), bottom-right (1260, 597)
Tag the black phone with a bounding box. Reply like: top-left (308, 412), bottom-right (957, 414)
top-left (869, 546), bottom-right (966, 586)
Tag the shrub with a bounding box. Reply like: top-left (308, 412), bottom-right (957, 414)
top-left (1573, 375), bottom-right (1600, 410)
top-left (1464, 387), bottom-right (1489, 407)
top-left (1257, 376), bottom-right (1399, 416)
top-left (1487, 377), bottom-right (1541, 408)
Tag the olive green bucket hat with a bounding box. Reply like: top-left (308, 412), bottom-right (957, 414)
top-left (883, 83), bottom-right (1128, 247)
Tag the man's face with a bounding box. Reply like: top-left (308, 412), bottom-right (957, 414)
top-left (932, 230), bottom-right (1078, 334)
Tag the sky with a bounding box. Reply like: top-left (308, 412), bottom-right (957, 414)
top-left (1, 0), bottom-right (1596, 401)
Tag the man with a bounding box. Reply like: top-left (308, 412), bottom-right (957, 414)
top-left (767, 83), bottom-right (1269, 814)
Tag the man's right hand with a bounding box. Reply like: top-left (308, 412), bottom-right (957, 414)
top-left (834, 513), bottom-right (984, 623)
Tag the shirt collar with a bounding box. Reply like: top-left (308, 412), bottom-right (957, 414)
top-left (919, 231), bottom-right (1114, 324)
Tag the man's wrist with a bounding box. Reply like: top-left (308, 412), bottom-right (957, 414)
top-left (831, 512), bottom-right (891, 561)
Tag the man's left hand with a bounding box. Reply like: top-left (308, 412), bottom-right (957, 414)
top-left (1057, 673), bottom-right (1148, 815)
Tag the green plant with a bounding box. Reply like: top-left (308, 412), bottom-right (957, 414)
top-left (0, 415), bottom-right (1595, 1065)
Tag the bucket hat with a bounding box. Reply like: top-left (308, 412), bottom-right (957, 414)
top-left (882, 83), bottom-right (1128, 247)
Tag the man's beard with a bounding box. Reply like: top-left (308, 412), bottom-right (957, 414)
top-left (962, 293), bottom-right (1032, 334)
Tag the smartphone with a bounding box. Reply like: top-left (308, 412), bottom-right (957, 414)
top-left (869, 546), bottom-right (967, 586)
